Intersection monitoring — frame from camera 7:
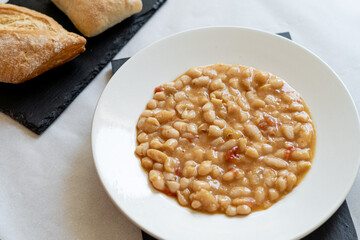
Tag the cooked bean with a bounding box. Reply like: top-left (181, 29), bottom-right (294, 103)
top-left (225, 205), bottom-right (237, 216)
top-left (164, 157), bottom-right (179, 173)
top-left (232, 197), bottom-right (255, 206)
top-left (147, 99), bottom-right (157, 109)
top-left (268, 188), bottom-right (280, 201)
top-left (202, 102), bottom-right (214, 112)
top-left (227, 66), bottom-right (241, 77)
top-left (173, 121), bottom-right (187, 133)
top-left (229, 78), bottom-right (240, 89)
top-left (236, 205), bottom-right (252, 215)
top-left (147, 149), bottom-right (168, 163)
top-left (137, 132), bottom-right (148, 143)
top-left (149, 170), bottom-right (165, 190)
top-left (180, 177), bottom-right (192, 189)
top-left (153, 163), bottom-right (164, 171)
top-left (186, 67), bottom-right (202, 78)
top-left (297, 160), bottom-right (312, 172)
top-left (223, 171), bottom-right (235, 182)
top-left (289, 102), bottom-right (304, 112)
top-left (193, 147), bottom-right (205, 162)
top-left (254, 71), bottom-right (269, 85)
top-left (262, 143), bottom-right (273, 154)
top-left (210, 137), bottom-right (225, 147)
top-left (192, 180), bottom-right (211, 191)
top-left (292, 149), bottom-right (310, 160)
top-left (203, 68), bottom-right (218, 78)
top-left (218, 139), bottom-right (238, 151)
top-left (269, 77), bottom-right (284, 89)
top-left (210, 78), bottom-right (225, 91)
top-left (211, 98), bottom-right (223, 107)
top-left (211, 166), bottom-right (222, 178)
top-left (282, 125), bottom-right (295, 140)
top-left (251, 99), bottom-right (266, 109)
top-left (192, 76), bottom-right (210, 87)
top-left (263, 156), bottom-right (289, 169)
top-left (138, 117), bottom-right (160, 133)
top-left (175, 100), bottom-right (194, 114)
top-left (161, 126), bottom-right (180, 139)
top-left (287, 172), bottom-right (297, 190)
top-left (227, 101), bottom-right (240, 115)
top-left (167, 181), bottom-right (180, 193)
top-left (191, 200), bottom-right (202, 209)
top-left (218, 195), bottom-right (231, 210)
top-left (198, 161), bottom-right (212, 176)
top-left (181, 109), bottom-right (196, 120)
top-left (192, 189), bottom-right (219, 212)
top-left (294, 112), bottom-right (309, 123)
top-left (245, 147), bottom-right (259, 159)
top-left (203, 110), bottom-right (216, 123)
top-left (244, 124), bottom-right (262, 140)
top-left (182, 161), bottom-right (197, 177)
top-left (229, 187), bottom-right (251, 198)
top-left (154, 91), bottom-right (166, 101)
top-left (213, 119), bottom-right (226, 128)
top-left (208, 125), bottom-right (222, 137)
top-left (174, 79), bottom-right (184, 90)
top-left (187, 123), bottom-right (198, 135)
top-left (177, 190), bottom-right (189, 206)
top-left (180, 75), bottom-right (192, 85)
top-left (254, 186), bottom-right (266, 202)
top-left (141, 157), bottom-right (153, 169)
top-left (156, 110), bottom-right (175, 123)
top-left (150, 138), bottom-right (163, 149)
top-left (238, 138), bottom-right (247, 153)
top-left (163, 139), bottom-right (178, 151)
top-left (263, 168), bottom-right (277, 187)
top-left (163, 172), bottom-right (176, 181)
top-left (237, 96), bottom-right (250, 111)
top-left (135, 142), bottom-right (149, 157)
top-left (275, 176), bottom-right (287, 192)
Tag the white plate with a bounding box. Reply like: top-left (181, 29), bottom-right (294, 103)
top-left (91, 27), bottom-right (360, 240)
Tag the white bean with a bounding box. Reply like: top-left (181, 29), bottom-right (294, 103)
top-left (161, 126), bottom-right (180, 139)
top-left (263, 156), bottom-right (289, 169)
top-left (236, 205), bottom-right (251, 215)
top-left (147, 149), bottom-right (168, 163)
top-left (149, 170), bottom-right (165, 190)
top-left (198, 161), bottom-right (212, 176)
top-left (166, 181), bottom-right (180, 193)
top-left (229, 187), bottom-right (252, 198)
top-left (208, 125), bottom-right (222, 137)
top-left (203, 110), bottom-right (216, 123)
top-left (218, 139), bottom-right (238, 151)
top-left (244, 124), bottom-right (262, 140)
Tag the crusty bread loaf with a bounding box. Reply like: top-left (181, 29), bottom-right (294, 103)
top-left (0, 3), bottom-right (86, 84)
top-left (51, 0), bottom-right (143, 37)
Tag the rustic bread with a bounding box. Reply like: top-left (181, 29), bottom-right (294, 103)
top-left (0, 3), bottom-right (86, 84)
top-left (51, 0), bottom-right (143, 37)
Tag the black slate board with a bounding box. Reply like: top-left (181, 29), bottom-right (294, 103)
top-left (111, 32), bottom-right (358, 240)
top-left (0, 0), bottom-right (166, 135)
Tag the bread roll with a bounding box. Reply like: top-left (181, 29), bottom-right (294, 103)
top-left (51, 0), bottom-right (143, 37)
top-left (0, 3), bottom-right (86, 84)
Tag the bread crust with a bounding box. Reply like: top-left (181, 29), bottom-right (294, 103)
top-left (51, 0), bottom-right (143, 37)
top-left (0, 3), bottom-right (86, 84)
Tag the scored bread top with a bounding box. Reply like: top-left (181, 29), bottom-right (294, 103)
top-left (0, 3), bottom-right (86, 84)
top-left (51, 0), bottom-right (143, 37)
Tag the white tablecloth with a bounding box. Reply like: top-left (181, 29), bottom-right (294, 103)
top-left (1, 0), bottom-right (359, 239)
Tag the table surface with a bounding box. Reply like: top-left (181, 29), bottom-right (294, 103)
top-left (1, 0), bottom-right (359, 239)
